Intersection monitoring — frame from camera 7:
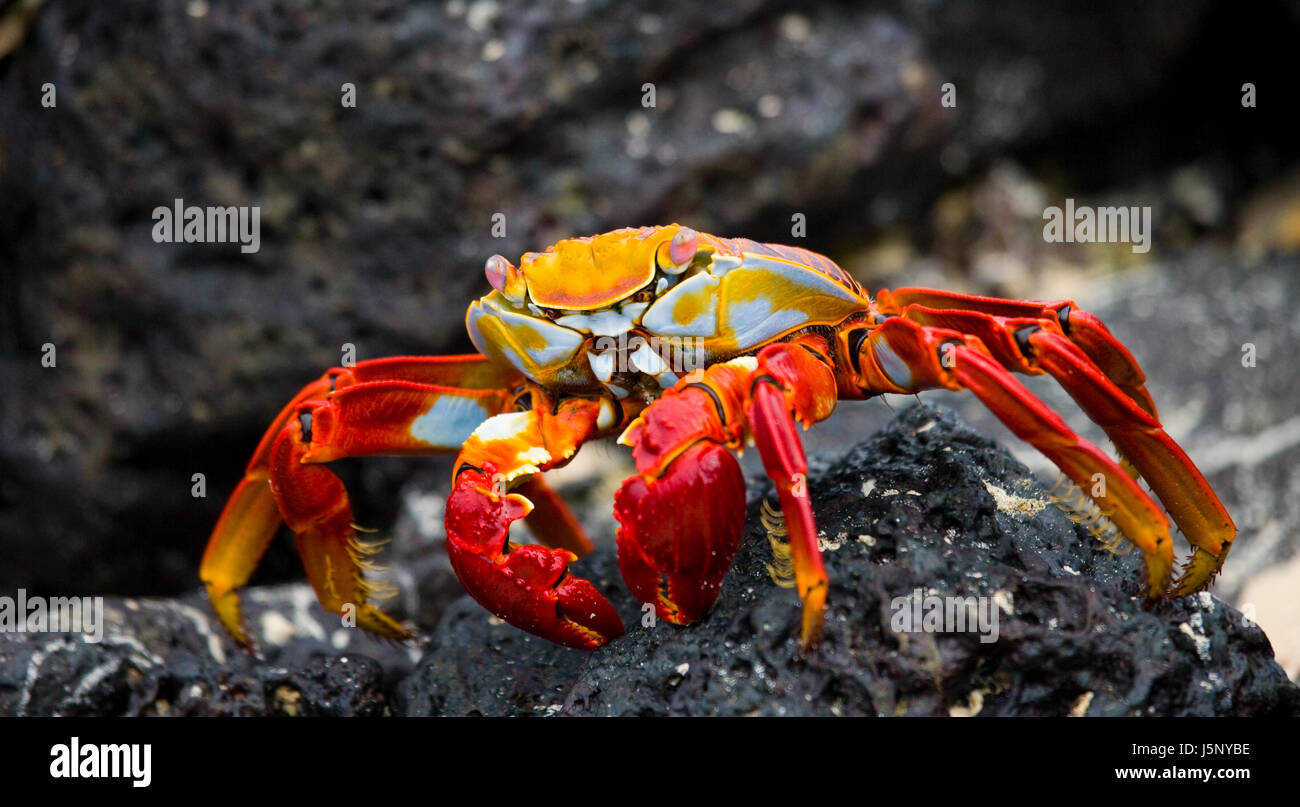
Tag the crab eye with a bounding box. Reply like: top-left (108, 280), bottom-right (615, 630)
top-left (484, 254), bottom-right (510, 291)
top-left (485, 254), bottom-right (525, 303)
top-left (668, 227), bottom-right (698, 267)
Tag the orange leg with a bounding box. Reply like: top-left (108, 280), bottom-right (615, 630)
top-left (202, 355), bottom-right (540, 647)
top-left (876, 290), bottom-right (1235, 595)
top-left (852, 317), bottom-right (1178, 597)
top-left (879, 288), bottom-right (1158, 416)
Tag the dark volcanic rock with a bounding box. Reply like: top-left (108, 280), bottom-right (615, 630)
top-left (399, 404), bottom-right (1298, 716)
top-left (0, 586), bottom-right (417, 716)
top-left (0, 0), bottom-right (1214, 596)
top-left (4, 404), bottom-right (1295, 715)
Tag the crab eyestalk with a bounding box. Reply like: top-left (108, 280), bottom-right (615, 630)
top-left (485, 254), bottom-right (526, 303)
top-left (656, 226), bottom-right (698, 274)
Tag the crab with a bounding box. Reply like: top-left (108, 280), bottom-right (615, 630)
top-left (202, 225), bottom-right (1236, 651)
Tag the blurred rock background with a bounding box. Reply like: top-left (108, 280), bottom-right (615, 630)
top-left (1, 0), bottom-right (1297, 694)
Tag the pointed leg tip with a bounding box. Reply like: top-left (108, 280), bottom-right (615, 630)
top-left (1169, 546), bottom-right (1228, 599)
top-left (356, 605), bottom-right (417, 642)
top-left (206, 583), bottom-right (258, 650)
top-left (798, 593), bottom-right (827, 652)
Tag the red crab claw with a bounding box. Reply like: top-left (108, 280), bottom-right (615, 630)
top-left (614, 441), bottom-right (747, 625)
top-left (444, 465), bottom-right (624, 650)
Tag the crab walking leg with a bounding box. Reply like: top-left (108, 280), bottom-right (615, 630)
top-left (879, 289), bottom-right (1158, 417)
top-left (445, 397), bottom-right (625, 650)
top-left (856, 318), bottom-right (1176, 597)
top-left (202, 375), bottom-right (334, 647)
top-left (616, 337), bottom-right (837, 647)
top-left (888, 301), bottom-right (1235, 594)
top-left (746, 337), bottom-right (839, 647)
top-left (1019, 329), bottom-right (1234, 594)
top-left (202, 354), bottom-right (523, 647)
top-left (267, 417), bottom-right (411, 640)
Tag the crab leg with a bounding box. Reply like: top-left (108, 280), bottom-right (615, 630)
top-left (879, 289), bottom-right (1158, 416)
top-left (444, 396), bottom-right (625, 650)
top-left (202, 355), bottom-right (524, 647)
top-left (615, 336), bottom-right (839, 648)
top-left (881, 293), bottom-right (1235, 595)
top-left (1019, 328), bottom-right (1233, 594)
top-left (855, 318), bottom-right (1176, 597)
top-left (747, 338), bottom-right (839, 647)
top-left (266, 415), bottom-right (411, 640)
top-left (202, 374), bottom-right (335, 647)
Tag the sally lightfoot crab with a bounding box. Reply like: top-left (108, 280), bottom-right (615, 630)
top-left (202, 225), bottom-right (1235, 651)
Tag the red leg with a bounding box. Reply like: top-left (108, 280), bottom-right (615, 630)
top-left (853, 317), bottom-right (1177, 598)
top-left (267, 416), bottom-right (410, 640)
top-left (876, 290), bottom-right (1235, 594)
top-left (880, 288), bottom-right (1158, 416)
top-left (202, 355), bottom-right (526, 647)
top-left (614, 360), bottom-right (750, 628)
top-left (746, 337), bottom-right (838, 647)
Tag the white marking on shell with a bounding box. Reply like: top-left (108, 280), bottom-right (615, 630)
top-left (410, 395), bottom-right (491, 449)
top-left (706, 254), bottom-right (743, 276)
top-left (641, 272), bottom-right (719, 336)
top-left (620, 301), bottom-right (649, 321)
top-left (725, 296), bottom-right (805, 347)
top-left (471, 411), bottom-right (533, 443)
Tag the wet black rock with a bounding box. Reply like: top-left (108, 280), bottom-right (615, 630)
top-left (0, 0), bottom-right (1216, 596)
top-left (0, 586), bottom-right (416, 716)
top-left (398, 404), bottom-right (1299, 716)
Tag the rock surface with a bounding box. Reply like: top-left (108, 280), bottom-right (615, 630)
top-left (5, 404), bottom-right (1294, 716)
top-left (397, 404), bottom-right (1298, 717)
top-left (0, 585), bottom-right (418, 716)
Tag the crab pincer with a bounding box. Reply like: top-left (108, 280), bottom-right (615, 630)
top-left (445, 463), bottom-right (624, 648)
top-left (443, 401), bottom-right (626, 649)
top-left (614, 441), bottom-right (748, 626)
